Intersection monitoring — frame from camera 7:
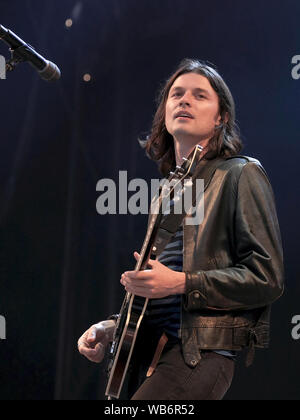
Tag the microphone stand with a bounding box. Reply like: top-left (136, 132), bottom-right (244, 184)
top-left (4, 45), bottom-right (27, 73)
top-left (0, 25), bottom-right (27, 75)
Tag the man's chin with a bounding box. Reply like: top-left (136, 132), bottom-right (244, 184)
top-left (172, 130), bottom-right (201, 143)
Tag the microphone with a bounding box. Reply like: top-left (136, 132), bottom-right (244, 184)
top-left (0, 24), bottom-right (61, 81)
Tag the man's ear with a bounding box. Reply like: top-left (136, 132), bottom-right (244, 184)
top-left (215, 113), bottom-right (224, 129)
top-left (215, 111), bottom-right (229, 129)
top-left (223, 111), bottom-right (229, 124)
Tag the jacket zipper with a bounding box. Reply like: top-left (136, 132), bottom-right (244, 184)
top-left (179, 220), bottom-right (185, 340)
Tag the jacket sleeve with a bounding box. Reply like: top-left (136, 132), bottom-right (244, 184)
top-left (184, 161), bottom-right (285, 311)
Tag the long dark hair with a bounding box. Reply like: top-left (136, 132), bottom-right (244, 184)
top-left (143, 58), bottom-right (243, 176)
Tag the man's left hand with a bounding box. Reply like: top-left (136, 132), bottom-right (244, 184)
top-left (120, 252), bottom-right (186, 299)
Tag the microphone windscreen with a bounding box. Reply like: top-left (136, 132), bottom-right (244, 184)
top-left (38, 60), bottom-right (61, 81)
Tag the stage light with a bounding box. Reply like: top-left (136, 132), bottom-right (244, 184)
top-left (65, 19), bottom-right (73, 28)
top-left (83, 73), bottom-right (91, 82)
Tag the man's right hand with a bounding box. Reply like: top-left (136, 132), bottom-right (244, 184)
top-left (77, 320), bottom-right (116, 364)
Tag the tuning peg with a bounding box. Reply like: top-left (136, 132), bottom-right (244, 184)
top-left (182, 157), bottom-right (191, 166)
top-left (176, 165), bottom-right (185, 173)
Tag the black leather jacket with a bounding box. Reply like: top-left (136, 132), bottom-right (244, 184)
top-left (180, 155), bottom-right (284, 367)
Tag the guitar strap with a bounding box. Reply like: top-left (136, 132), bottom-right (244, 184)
top-left (146, 332), bottom-right (169, 377)
top-left (151, 157), bottom-right (225, 258)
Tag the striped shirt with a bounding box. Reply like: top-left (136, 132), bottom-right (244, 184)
top-left (143, 225), bottom-right (183, 341)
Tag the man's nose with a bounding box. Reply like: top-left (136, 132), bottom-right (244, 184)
top-left (179, 92), bottom-right (192, 107)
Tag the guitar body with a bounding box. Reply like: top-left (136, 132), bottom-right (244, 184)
top-left (106, 295), bottom-right (148, 399)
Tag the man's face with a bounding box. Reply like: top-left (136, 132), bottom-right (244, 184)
top-left (165, 72), bottom-right (222, 143)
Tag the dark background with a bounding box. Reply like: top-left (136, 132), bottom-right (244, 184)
top-left (0, 0), bottom-right (299, 400)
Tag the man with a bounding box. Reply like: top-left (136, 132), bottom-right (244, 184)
top-left (78, 59), bottom-right (284, 400)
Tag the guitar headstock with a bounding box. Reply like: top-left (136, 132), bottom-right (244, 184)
top-left (150, 143), bottom-right (203, 219)
top-left (168, 144), bottom-right (203, 182)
